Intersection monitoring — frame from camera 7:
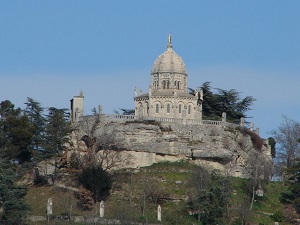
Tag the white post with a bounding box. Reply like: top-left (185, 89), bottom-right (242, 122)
top-left (157, 204), bottom-right (162, 222)
top-left (240, 117), bottom-right (245, 127)
top-left (100, 200), bottom-right (104, 218)
top-left (47, 198), bottom-right (53, 223)
top-left (222, 112), bottom-right (226, 122)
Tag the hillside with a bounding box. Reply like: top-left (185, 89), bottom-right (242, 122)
top-left (25, 161), bottom-right (293, 225)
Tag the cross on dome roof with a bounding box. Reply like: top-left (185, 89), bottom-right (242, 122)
top-left (167, 34), bottom-right (172, 49)
top-left (151, 35), bottom-right (186, 74)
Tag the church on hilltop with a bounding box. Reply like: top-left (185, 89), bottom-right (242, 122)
top-left (134, 35), bottom-right (203, 121)
top-left (68, 36), bottom-right (272, 179)
top-left (71, 35), bottom-right (203, 122)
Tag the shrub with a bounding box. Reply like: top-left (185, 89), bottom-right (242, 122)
top-left (74, 186), bottom-right (94, 210)
top-left (270, 210), bottom-right (284, 222)
top-left (77, 166), bottom-right (112, 202)
top-left (33, 168), bottom-right (48, 186)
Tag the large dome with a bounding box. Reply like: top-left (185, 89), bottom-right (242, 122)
top-left (151, 37), bottom-right (187, 75)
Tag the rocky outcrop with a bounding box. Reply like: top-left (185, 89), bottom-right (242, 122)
top-left (71, 120), bottom-right (272, 178)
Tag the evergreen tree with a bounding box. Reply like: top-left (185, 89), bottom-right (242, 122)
top-left (189, 168), bottom-right (230, 225)
top-left (45, 107), bottom-right (72, 184)
top-left (281, 162), bottom-right (300, 214)
top-left (0, 159), bottom-right (28, 224)
top-left (201, 171), bottom-right (230, 225)
top-left (0, 100), bottom-right (35, 162)
top-left (78, 166), bottom-right (112, 202)
top-left (45, 107), bottom-right (71, 155)
top-left (197, 82), bottom-right (255, 123)
top-left (24, 97), bottom-right (46, 153)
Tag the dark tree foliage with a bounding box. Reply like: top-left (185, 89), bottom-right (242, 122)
top-left (197, 82), bottom-right (255, 123)
top-left (0, 159), bottom-right (29, 224)
top-left (78, 166), bottom-right (112, 202)
top-left (114, 108), bottom-right (135, 115)
top-left (24, 97), bottom-right (46, 153)
top-left (44, 107), bottom-right (71, 185)
top-left (280, 162), bottom-right (300, 214)
top-left (268, 137), bottom-right (276, 158)
top-left (201, 171), bottom-right (230, 225)
top-left (188, 167), bottom-right (230, 224)
top-left (0, 100), bottom-right (35, 162)
top-left (45, 107), bottom-right (71, 155)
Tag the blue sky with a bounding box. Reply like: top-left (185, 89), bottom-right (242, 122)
top-left (1, 1), bottom-right (300, 138)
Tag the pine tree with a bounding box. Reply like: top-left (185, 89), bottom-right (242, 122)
top-left (24, 97), bottom-right (46, 154)
top-left (197, 82), bottom-right (255, 123)
top-left (0, 100), bottom-right (35, 162)
top-left (0, 159), bottom-right (28, 224)
top-left (45, 107), bottom-right (72, 184)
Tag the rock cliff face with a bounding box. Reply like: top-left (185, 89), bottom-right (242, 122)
top-left (85, 121), bottom-right (272, 178)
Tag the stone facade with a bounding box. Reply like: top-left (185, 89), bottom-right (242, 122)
top-left (70, 90), bottom-right (84, 122)
top-left (134, 35), bottom-right (203, 120)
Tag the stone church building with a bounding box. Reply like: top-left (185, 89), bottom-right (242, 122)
top-left (134, 35), bottom-right (203, 121)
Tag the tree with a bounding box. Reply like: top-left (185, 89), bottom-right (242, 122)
top-left (45, 107), bottom-right (72, 184)
top-left (0, 159), bottom-right (28, 224)
top-left (201, 170), bottom-right (230, 225)
top-left (188, 167), bottom-right (230, 224)
top-left (268, 137), bottom-right (276, 158)
top-left (0, 100), bottom-right (35, 162)
top-left (114, 108), bottom-right (135, 115)
top-left (77, 165), bottom-right (112, 202)
top-left (24, 97), bottom-right (46, 154)
top-left (271, 115), bottom-right (300, 168)
top-left (245, 151), bottom-right (272, 210)
top-left (280, 162), bottom-right (300, 214)
top-left (45, 107), bottom-right (71, 155)
top-left (188, 165), bottom-right (210, 221)
top-left (196, 82), bottom-right (255, 123)
top-left (74, 108), bottom-right (133, 171)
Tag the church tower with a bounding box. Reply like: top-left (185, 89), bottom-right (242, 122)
top-left (134, 35), bottom-right (202, 121)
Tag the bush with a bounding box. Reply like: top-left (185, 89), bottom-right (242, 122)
top-left (270, 210), bottom-right (284, 222)
top-left (74, 186), bottom-right (94, 210)
top-left (294, 198), bottom-right (300, 214)
top-left (77, 166), bottom-right (112, 202)
top-left (33, 168), bottom-right (48, 186)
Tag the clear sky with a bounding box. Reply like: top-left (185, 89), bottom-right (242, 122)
top-left (1, 0), bottom-right (300, 138)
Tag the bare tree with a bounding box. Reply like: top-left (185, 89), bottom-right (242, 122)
top-left (246, 151), bottom-right (272, 210)
top-left (72, 107), bottom-right (134, 171)
top-left (271, 115), bottom-right (300, 168)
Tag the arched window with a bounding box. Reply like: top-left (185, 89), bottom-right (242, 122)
top-left (156, 104), bottom-right (159, 113)
top-left (167, 104), bottom-right (170, 113)
top-left (177, 81), bottom-right (181, 89)
top-left (162, 80), bottom-right (166, 89)
top-left (179, 104), bottom-right (182, 113)
top-left (188, 105), bottom-right (191, 114)
top-left (166, 80), bottom-right (170, 89)
top-left (146, 103), bottom-right (149, 115)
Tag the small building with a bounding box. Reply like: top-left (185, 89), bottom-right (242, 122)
top-left (70, 90), bottom-right (84, 122)
top-left (134, 35), bottom-right (202, 121)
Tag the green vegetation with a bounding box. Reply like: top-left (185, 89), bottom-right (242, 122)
top-left (0, 159), bottom-right (29, 224)
top-left (198, 82), bottom-right (255, 123)
top-left (78, 166), bottom-right (113, 202)
top-left (24, 161), bottom-right (292, 225)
